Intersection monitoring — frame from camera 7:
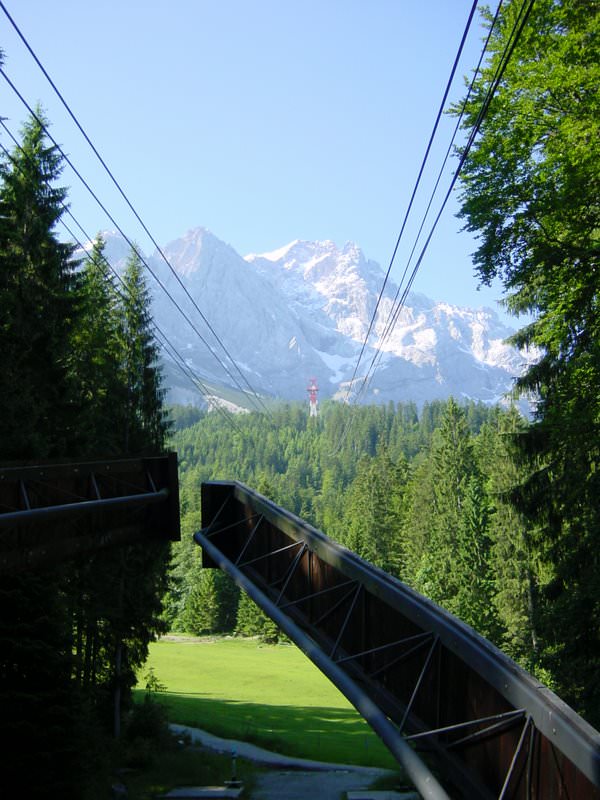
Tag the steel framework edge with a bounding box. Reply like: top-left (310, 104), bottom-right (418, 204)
top-left (218, 480), bottom-right (600, 787)
top-left (195, 526), bottom-right (451, 800)
top-left (198, 480), bottom-right (600, 799)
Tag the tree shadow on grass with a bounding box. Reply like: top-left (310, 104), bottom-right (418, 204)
top-left (133, 689), bottom-right (397, 769)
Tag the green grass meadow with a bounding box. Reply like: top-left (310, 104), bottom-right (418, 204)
top-left (135, 637), bottom-right (397, 768)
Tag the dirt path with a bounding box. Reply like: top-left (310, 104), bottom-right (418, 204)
top-left (171, 724), bottom-right (393, 775)
top-left (170, 724), bottom-right (398, 799)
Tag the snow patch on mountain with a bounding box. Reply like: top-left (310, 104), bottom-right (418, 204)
top-left (97, 228), bottom-right (532, 409)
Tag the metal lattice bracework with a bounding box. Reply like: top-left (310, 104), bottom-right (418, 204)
top-left (0, 454), bottom-right (180, 571)
top-left (197, 481), bottom-right (600, 800)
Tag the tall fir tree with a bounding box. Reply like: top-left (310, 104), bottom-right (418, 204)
top-left (71, 234), bottom-right (122, 453)
top-left (455, 0), bottom-right (600, 723)
top-left (0, 109), bottom-right (80, 459)
top-left (478, 410), bottom-right (540, 670)
top-left (407, 399), bottom-right (497, 637)
top-left (0, 111), bottom-right (89, 796)
top-left (118, 247), bottom-right (169, 454)
top-left (0, 111), bottom-right (173, 792)
top-left (340, 447), bottom-right (407, 575)
top-left (94, 246), bottom-right (171, 737)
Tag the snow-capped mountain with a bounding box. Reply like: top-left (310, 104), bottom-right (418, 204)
top-left (95, 228), bottom-right (533, 409)
top-left (244, 237), bottom-right (531, 406)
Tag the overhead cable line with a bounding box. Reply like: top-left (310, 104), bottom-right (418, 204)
top-left (366, 0), bottom-right (535, 401)
top-left (60, 209), bottom-right (247, 435)
top-left (355, 0), bottom-right (508, 404)
top-left (353, 0), bottom-right (535, 409)
top-left (333, 0), bottom-right (534, 452)
top-left (0, 96), bottom-right (267, 417)
top-left (361, 0), bottom-right (534, 401)
top-left (342, 0), bottom-right (479, 405)
top-left (0, 129), bottom-right (247, 436)
top-left (149, 326), bottom-right (246, 435)
top-left (0, 0), bottom-right (272, 419)
top-left (58, 206), bottom-right (247, 434)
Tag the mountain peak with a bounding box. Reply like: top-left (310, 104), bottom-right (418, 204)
top-left (245, 240), bottom-right (301, 263)
top-left (96, 226), bottom-right (529, 410)
top-left (162, 227), bottom-right (241, 277)
top-left (245, 238), bottom-right (376, 289)
top-left (246, 238), bottom-right (364, 264)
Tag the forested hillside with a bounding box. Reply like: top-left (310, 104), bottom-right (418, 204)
top-left (166, 401), bottom-right (540, 683)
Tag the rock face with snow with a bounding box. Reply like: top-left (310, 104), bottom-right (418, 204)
top-left (99, 228), bottom-right (532, 408)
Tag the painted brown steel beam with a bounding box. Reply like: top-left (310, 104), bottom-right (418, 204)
top-left (196, 524), bottom-right (451, 800)
top-left (0, 454), bottom-right (180, 571)
top-left (199, 480), bottom-right (600, 799)
top-left (0, 487), bottom-right (169, 528)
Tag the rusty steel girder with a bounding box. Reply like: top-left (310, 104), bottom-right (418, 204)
top-left (198, 480), bottom-right (600, 800)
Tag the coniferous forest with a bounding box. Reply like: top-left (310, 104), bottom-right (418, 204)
top-left (0, 112), bottom-right (170, 796)
top-left (0, 1), bottom-right (599, 795)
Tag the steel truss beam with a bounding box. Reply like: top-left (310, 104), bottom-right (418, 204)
top-left (198, 480), bottom-right (600, 800)
top-left (0, 454), bottom-right (180, 571)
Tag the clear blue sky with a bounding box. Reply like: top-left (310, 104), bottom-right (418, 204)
top-left (1, 1), bottom-right (512, 317)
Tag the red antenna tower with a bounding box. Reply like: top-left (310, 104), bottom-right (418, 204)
top-left (307, 377), bottom-right (319, 418)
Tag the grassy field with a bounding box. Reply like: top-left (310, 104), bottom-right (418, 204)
top-left (135, 636), bottom-right (397, 769)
